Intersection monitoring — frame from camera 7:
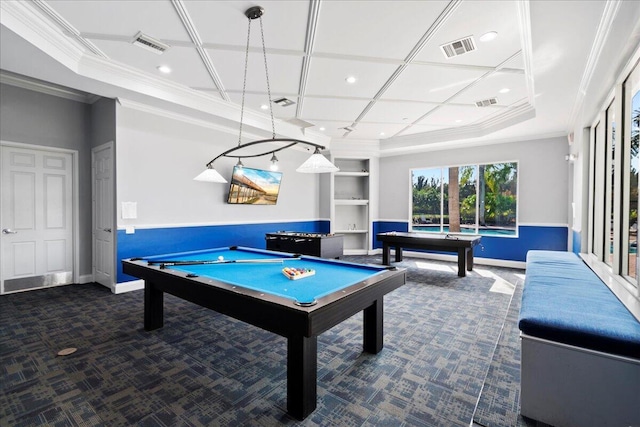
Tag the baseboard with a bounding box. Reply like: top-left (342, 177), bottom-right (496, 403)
top-left (94, 280), bottom-right (144, 294)
top-left (76, 274), bottom-right (94, 284)
top-left (112, 279), bottom-right (144, 294)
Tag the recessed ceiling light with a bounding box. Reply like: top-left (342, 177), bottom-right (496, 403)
top-left (260, 104), bottom-right (269, 110)
top-left (455, 119), bottom-right (462, 123)
top-left (380, 132), bottom-right (385, 136)
top-left (479, 31), bottom-right (498, 42)
top-left (319, 127), bottom-right (326, 131)
top-left (345, 76), bottom-right (357, 84)
top-left (499, 88), bottom-right (511, 94)
top-left (157, 65), bottom-right (171, 74)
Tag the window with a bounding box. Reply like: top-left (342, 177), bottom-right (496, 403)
top-left (605, 102), bottom-right (616, 266)
top-left (592, 122), bottom-right (604, 259)
top-left (623, 61), bottom-right (640, 282)
top-left (588, 57), bottom-right (639, 290)
top-left (411, 162), bottom-right (517, 236)
top-left (591, 123), bottom-right (600, 256)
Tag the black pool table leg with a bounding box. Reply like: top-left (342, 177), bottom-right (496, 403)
top-left (363, 297), bottom-right (384, 354)
top-left (382, 243), bottom-right (390, 265)
top-left (466, 248), bottom-right (474, 272)
top-left (287, 335), bottom-right (317, 420)
top-left (457, 248), bottom-right (466, 277)
top-left (394, 246), bottom-right (403, 263)
top-left (144, 281), bottom-right (164, 331)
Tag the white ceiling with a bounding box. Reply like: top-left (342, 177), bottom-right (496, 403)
top-left (1, 0), bottom-right (637, 154)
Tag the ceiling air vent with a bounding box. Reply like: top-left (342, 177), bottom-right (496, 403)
top-left (475, 97), bottom-right (498, 107)
top-left (285, 118), bottom-right (314, 129)
top-left (440, 36), bottom-right (476, 58)
top-left (131, 31), bottom-right (170, 55)
top-left (274, 97), bottom-right (296, 107)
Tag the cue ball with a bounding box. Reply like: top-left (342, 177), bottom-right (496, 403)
top-left (218, 256), bottom-right (224, 261)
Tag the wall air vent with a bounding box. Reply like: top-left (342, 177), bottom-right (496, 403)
top-left (475, 97), bottom-right (498, 107)
top-left (274, 97), bottom-right (296, 107)
top-left (440, 36), bottom-right (476, 58)
top-left (131, 31), bottom-right (170, 54)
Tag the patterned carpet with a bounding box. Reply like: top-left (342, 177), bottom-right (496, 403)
top-left (1, 256), bottom-right (525, 426)
top-left (471, 272), bottom-right (536, 427)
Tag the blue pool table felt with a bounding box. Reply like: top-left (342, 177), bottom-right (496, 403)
top-left (144, 247), bottom-right (387, 305)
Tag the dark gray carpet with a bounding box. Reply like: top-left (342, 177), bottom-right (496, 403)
top-left (1, 256), bottom-right (523, 426)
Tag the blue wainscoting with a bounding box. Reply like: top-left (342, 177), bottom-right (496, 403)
top-left (372, 222), bottom-right (568, 262)
top-left (117, 220), bottom-right (330, 283)
top-left (373, 221), bottom-right (409, 236)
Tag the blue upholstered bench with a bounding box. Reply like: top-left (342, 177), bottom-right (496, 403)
top-left (518, 250), bottom-right (640, 427)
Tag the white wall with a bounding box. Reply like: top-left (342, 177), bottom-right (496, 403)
top-left (115, 105), bottom-right (321, 229)
top-left (379, 136), bottom-right (570, 226)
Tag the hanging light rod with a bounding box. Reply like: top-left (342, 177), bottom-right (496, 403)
top-left (194, 139), bottom-right (338, 182)
top-left (194, 5), bottom-right (338, 183)
top-left (207, 138), bottom-right (315, 163)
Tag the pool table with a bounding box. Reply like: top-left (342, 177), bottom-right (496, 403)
top-left (122, 246), bottom-right (405, 420)
top-left (377, 231), bottom-right (482, 277)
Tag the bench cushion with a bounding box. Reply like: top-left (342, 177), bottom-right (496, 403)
top-left (519, 250), bottom-right (640, 359)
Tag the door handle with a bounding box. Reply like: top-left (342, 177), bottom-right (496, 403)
top-left (2, 228), bottom-right (18, 234)
top-left (104, 228), bottom-right (112, 233)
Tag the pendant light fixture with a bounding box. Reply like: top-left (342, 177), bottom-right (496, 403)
top-left (194, 6), bottom-right (338, 183)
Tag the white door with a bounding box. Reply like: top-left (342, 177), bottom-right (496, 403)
top-left (92, 142), bottom-right (114, 288)
top-left (1, 145), bottom-right (74, 294)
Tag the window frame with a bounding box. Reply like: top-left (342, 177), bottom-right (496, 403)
top-left (409, 160), bottom-right (519, 238)
top-left (587, 57), bottom-right (640, 295)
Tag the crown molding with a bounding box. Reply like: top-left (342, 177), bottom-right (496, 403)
top-left (1, 0), bottom-right (329, 146)
top-left (517, 0), bottom-right (536, 108)
top-left (31, 0), bottom-right (108, 58)
top-left (379, 130), bottom-right (566, 157)
top-left (566, 0), bottom-right (622, 132)
top-left (381, 102), bottom-right (536, 154)
top-left (79, 52), bottom-right (330, 145)
top-left (2, 0), bottom-right (540, 154)
top-left (116, 98), bottom-right (245, 138)
top-left (116, 97), bottom-right (332, 151)
top-left (0, 0), bottom-right (84, 71)
top-left (381, 0), bottom-right (535, 148)
top-left (0, 70), bottom-right (93, 103)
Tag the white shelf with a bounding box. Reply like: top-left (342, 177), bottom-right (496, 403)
top-left (334, 199), bottom-right (369, 205)
top-left (330, 157), bottom-right (372, 253)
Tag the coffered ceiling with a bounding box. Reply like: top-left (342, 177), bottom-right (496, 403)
top-left (1, 0), bottom-right (636, 153)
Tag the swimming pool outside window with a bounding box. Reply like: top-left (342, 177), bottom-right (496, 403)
top-left (411, 162), bottom-right (518, 237)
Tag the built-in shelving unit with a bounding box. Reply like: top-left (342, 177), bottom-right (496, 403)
top-left (331, 158), bottom-right (371, 254)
